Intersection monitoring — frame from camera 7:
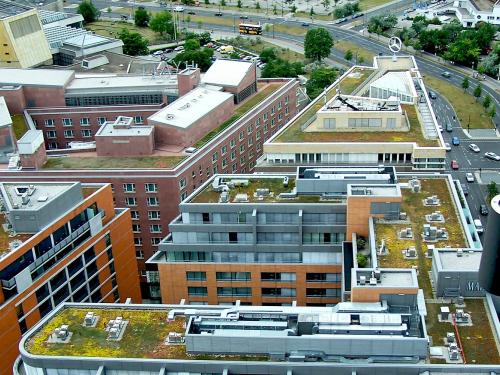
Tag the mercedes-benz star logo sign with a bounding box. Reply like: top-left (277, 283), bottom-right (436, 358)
top-left (388, 36), bottom-right (402, 53)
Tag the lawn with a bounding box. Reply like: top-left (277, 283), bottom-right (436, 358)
top-left (426, 300), bottom-right (500, 364)
top-left (0, 215), bottom-right (33, 255)
top-left (358, 0), bottom-right (396, 10)
top-left (194, 83), bottom-right (282, 148)
top-left (423, 75), bottom-right (493, 129)
top-left (11, 114), bottom-right (29, 140)
top-left (376, 178), bottom-right (467, 298)
top-left (275, 104), bottom-right (439, 146)
top-left (43, 155), bottom-right (186, 170)
top-left (223, 37), bottom-right (304, 62)
top-left (86, 21), bottom-right (165, 44)
top-left (335, 40), bottom-right (374, 65)
top-left (27, 307), bottom-right (269, 361)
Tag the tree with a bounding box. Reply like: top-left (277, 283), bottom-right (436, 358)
top-left (309, 6), bottom-right (314, 16)
top-left (205, 0), bottom-right (210, 4)
top-left (261, 58), bottom-right (304, 78)
top-left (290, 4), bottom-right (297, 13)
top-left (259, 47), bottom-right (277, 63)
top-left (344, 49), bottom-right (353, 61)
top-left (174, 47), bottom-right (214, 71)
top-left (118, 29), bottom-right (149, 56)
top-left (304, 28), bottom-right (333, 62)
top-left (473, 84), bottom-right (482, 101)
top-left (461, 76), bottom-right (469, 92)
top-left (77, 0), bottom-right (100, 23)
top-left (135, 7), bottom-right (150, 27)
top-left (334, 2), bottom-right (359, 18)
top-left (306, 67), bottom-right (338, 99)
top-left (444, 37), bottom-right (480, 65)
top-left (106, 6), bottom-right (112, 13)
top-left (367, 14), bottom-right (397, 35)
top-left (186, 15), bottom-right (191, 24)
top-left (220, 0), bottom-right (226, 6)
top-left (256, 1), bottom-right (261, 9)
top-left (483, 94), bottom-right (491, 111)
top-left (488, 181), bottom-right (499, 201)
top-left (356, 253), bottom-right (368, 267)
top-left (358, 56), bottom-right (364, 64)
top-left (149, 11), bottom-right (174, 38)
top-left (321, 0), bottom-right (330, 10)
top-left (237, 0), bottom-right (242, 7)
top-left (229, 51), bottom-right (240, 59)
top-left (197, 20), bottom-right (203, 29)
top-left (273, 5), bottom-right (277, 14)
top-left (489, 106), bottom-right (496, 119)
top-left (184, 38), bottom-right (201, 51)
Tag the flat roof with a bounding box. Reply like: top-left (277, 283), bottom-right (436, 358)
top-left (324, 94), bottom-right (401, 112)
top-left (354, 269), bottom-right (418, 288)
top-left (148, 86), bottom-right (233, 129)
top-left (437, 249), bottom-right (482, 271)
top-left (0, 96), bottom-right (12, 127)
top-left (0, 0), bottom-right (32, 19)
top-left (201, 59), bottom-right (254, 87)
top-left (0, 68), bottom-right (74, 87)
top-left (96, 119), bottom-right (154, 137)
top-left (348, 184), bottom-right (401, 197)
top-left (0, 182), bottom-right (78, 212)
top-left (66, 74), bottom-right (177, 92)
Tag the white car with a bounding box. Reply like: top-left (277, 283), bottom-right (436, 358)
top-left (474, 219), bottom-right (483, 234)
top-left (444, 142), bottom-right (451, 151)
top-left (466, 172), bottom-right (474, 182)
top-left (174, 46), bottom-right (184, 52)
top-left (152, 50), bottom-right (163, 56)
top-left (173, 6), bottom-right (185, 12)
top-left (485, 151), bottom-right (500, 161)
top-left (468, 144), bottom-right (480, 153)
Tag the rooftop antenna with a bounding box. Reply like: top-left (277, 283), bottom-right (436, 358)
top-left (388, 36), bottom-right (402, 62)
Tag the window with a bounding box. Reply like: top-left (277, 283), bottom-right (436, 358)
top-left (97, 117), bottom-right (107, 125)
top-left (222, 158), bottom-right (228, 168)
top-left (278, 101), bottom-right (283, 110)
top-left (230, 150), bottom-right (236, 161)
top-left (188, 286), bottom-right (207, 296)
top-left (271, 106), bottom-right (276, 115)
top-left (216, 272), bottom-right (251, 281)
top-left (180, 191), bottom-right (188, 201)
top-left (232, 164), bottom-right (237, 173)
top-left (123, 183), bottom-right (136, 193)
top-left (256, 130), bottom-right (261, 140)
top-left (132, 224), bottom-right (141, 233)
top-left (179, 178), bottom-right (186, 189)
top-left (62, 118), bottom-right (73, 126)
top-left (262, 288), bottom-right (296, 297)
top-left (46, 130), bottom-right (56, 139)
top-left (217, 287), bottom-right (251, 296)
top-left (130, 211), bottom-right (139, 220)
top-left (134, 116), bottom-right (143, 124)
top-left (261, 272), bottom-right (296, 281)
top-left (147, 197), bottom-right (159, 206)
top-left (348, 118), bottom-right (382, 128)
top-left (323, 119), bottom-right (336, 129)
top-left (134, 237), bottom-right (143, 246)
top-left (247, 124), bottom-right (253, 134)
top-left (256, 118), bottom-right (261, 127)
top-left (63, 130), bottom-right (74, 138)
top-left (151, 237), bottom-right (162, 246)
top-left (148, 211), bottom-right (160, 220)
top-left (263, 112), bottom-right (269, 121)
top-left (278, 113), bottom-right (283, 122)
top-left (387, 118), bottom-right (396, 129)
top-left (240, 155), bottom-right (245, 164)
top-left (239, 144), bottom-right (245, 153)
top-left (230, 139), bottom-right (236, 148)
top-left (239, 131), bottom-right (244, 141)
top-left (81, 129), bottom-right (92, 138)
top-left (187, 271), bottom-right (206, 281)
top-left (285, 107), bottom-right (289, 115)
top-left (44, 119), bottom-right (55, 127)
top-left (285, 95), bottom-right (289, 104)
top-left (256, 143), bottom-right (261, 152)
top-left (264, 124), bottom-right (269, 133)
top-left (80, 118), bottom-right (90, 126)
top-left (150, 224), bottom-right (162, 233)
top-left (221, 145), bottom-right (227, 155)
top-left (125, 197), bottom-right (137, 206)
top-left (212, 152), bottom-right (218, 163)
top-left (248, 137), bottom-right (253, 146)
top-left (136, 249), bottom-right (144, 259)
top-left (306, 273), bottom-right (340, 282)
top-left (271, 119), bottom-right (275, 127)
top-left (145, 183), bottom-right (157, 192)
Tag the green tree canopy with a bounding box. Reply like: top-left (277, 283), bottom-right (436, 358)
top-left (344, 49), bottom-right (353, 61)
top-left (118, 29), bottom-right (149, 56)
top-left (184, 38), bottom-right (201, 51)
top-left (444, 36), bottom-right (480, 65)
top-left (305, 67), bottom-right (338, 99)
top-left (488, 181), bottom-right (499, 201)
top-left (367, 14), bottom-right (397, 35)
top-left (462, 76), bottom-right (469, 92)
top-left (77, 0), bottom-right (100, 23)
top-left (473, 84), bottom-right (482, 101)
top-left (173, 45), bottom-right (214, 71)
top-left (134, 7), bottom-right (150, 27)
top-left (149, 11), bottom-right (174, 38)
top-left (259, 47), bottom-right (277, 63)
top-left (304, 28), bottom-right (333, 62)
top-left (261, 58), bottom-right (304, 78)
top-left (483, 94), bottom-right (492, 110)
top-left (334, 2), bottom-right (359, 18)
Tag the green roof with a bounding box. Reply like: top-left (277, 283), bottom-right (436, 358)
top-left (43, 155), bottom-right (187, 170)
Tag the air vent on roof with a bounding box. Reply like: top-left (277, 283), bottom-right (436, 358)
top-left (166, 114), bottom-right (175, 120)
top-left (37, 196), bottom-right (48, 202)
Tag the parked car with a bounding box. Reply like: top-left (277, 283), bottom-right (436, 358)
top-left (428, 90), bottom-right (437, 99)
top-left (474, 219), bottom-right (483, 234)
top-left (444, 142), bottom-right (451, 151)
top-left (174, 46), bottom-right (184, 52)
top-left (187, 10), bottom-right (196, 14)
top-left (215, 11), bottom-right (223, 16)
top-left (446, 123), bottom-right (453, 132)
top-left (152, 50), bottom-right (163, 56)
top-left (240, 15), bottom-right (249, 19)
top-left (301, 22), bottom-right (310, 27)
top-left (466, 172), bottom-right (474, 182)
top-left (452, 136), bottom-right (460, 145)
top-left (461, 183), bottom-right (469, 196)
top-left (173, 5), bottom-right (185, 12)
top-left (441, 71), bottom-right (451, 78)
top-left (469, 144), bottom-right (480, 153)
top-left (437, 125), bottom-right (443, 132)
top-left (480, 204), bottom-right (489, 215)
top-left (485, 151), bottom-right (500, 161)
top-left (450, 160), bottom-right (459, 170)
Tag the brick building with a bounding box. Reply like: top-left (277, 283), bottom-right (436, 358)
top-left (0, 181), bottom-right (140, 374)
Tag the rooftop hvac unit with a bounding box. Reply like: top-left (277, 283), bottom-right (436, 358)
top-left (369, 277), bottom-right (377, 285)
top-left (283, 176), bottom-right (289, 187)
top-left (359, 275), bottom-right (366, 285)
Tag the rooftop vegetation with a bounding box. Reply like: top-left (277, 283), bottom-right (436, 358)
top-left (0, 215), bottom-right (32, 255)
top-left (11, 114), bottom-right (29, 140)
top-left (43, 155), bottom-right (186, 170)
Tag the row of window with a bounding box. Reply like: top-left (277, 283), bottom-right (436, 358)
top-left (46, 130), bottom-right (93, 139)
top-left (134, 237), bottom-right (162, 248)
top-left (186, 271), bottom-right (341, 282)
top-left (165, 251), bottom-right (341, 264)
top-left (123, 183), bottom-right (158, 193)
top-left (132, 224), bottom-right (162, 233)
top-left (187, 286), bottom-right (339, 297)
top-left (130, 210), bottom-right (160, 220)
top-left (125, 196), bottom-right (159, 207)
top-left (40, 116), bottom-right (144, 127)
